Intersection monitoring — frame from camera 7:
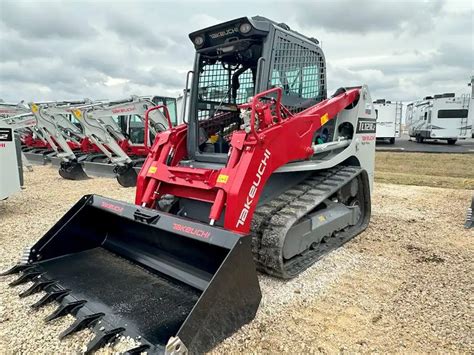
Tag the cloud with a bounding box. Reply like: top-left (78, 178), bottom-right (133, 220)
top-left (0, 1), bottom-right (97, 39)
top-left (290, 0), bottom-right (445, 34)
top-left (0, 0), bottom-right (471, 104)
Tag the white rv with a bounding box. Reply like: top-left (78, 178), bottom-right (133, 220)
top-left (406, 93), bottom-right (470, 145)
top-left (373, 99), bottom-right (402, 144)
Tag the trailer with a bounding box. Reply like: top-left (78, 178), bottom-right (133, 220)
top-left (373, 99), bottom-right (402, 144)
top-left (406, 93), bottom-right (470, 144)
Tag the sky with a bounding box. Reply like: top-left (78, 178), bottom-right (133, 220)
top-left (0, 0), bottom-right (472, 103)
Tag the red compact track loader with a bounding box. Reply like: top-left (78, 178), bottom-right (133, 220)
top-left (3, 16), bottom-right (376, 354)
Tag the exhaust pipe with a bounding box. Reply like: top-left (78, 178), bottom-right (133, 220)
top-left (2, 195), bottom-right (261, 353)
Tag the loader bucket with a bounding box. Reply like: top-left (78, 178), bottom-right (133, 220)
top-left (58, 160), bottom-right (89, 180)
top-left (4, 195), bottom-right (261, 354)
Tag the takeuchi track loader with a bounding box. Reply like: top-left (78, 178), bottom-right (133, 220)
top-left (3, 16), bottom-right (376, 354)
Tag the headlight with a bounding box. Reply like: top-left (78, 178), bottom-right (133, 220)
top-left (239, 23), bottom-right (252, 34)
top-left (193, 36), bottom-right (204, 46)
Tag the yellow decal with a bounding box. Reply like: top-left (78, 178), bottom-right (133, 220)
top-left (31, 103), bottom-right (38, 113)
top-left (148, 166), bottom-right (157, 174)
top-left (318, 215), bottom-right (327, 222)
top-left (72, 109), bottom-right (82, 119)
top-left (217, 174), bottom-right (229, 184)
top-left (209, 134), bottom-right (219, 144)
top-left (320, 113), bottom-right (329, 125)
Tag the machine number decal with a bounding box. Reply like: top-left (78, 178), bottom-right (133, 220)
top-left (217, 174), bottom-right (229, 184)
top-left (0, 128), bottom-right (13, 141)
top-left (356, 118), bottom-right (376, 134)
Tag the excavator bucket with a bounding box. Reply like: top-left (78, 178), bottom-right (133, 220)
top-left (82, 161), bottom-right (117, 178)
top-left (58, 160), bottom-right (89, 180)
top-left (3, 195), bottom-right (261, 353)
top-left (115, 163), bottom-right (139, 188)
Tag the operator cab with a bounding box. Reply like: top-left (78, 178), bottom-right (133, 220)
top-left (187, 16), bottom-right (327, 163)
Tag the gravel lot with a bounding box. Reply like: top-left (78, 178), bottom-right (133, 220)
top-left (1, 166), bottom-right (472, 353)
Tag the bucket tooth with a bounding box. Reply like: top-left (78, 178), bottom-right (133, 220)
top-left (124, 344), bottom-right (151, 354)
top-left (19, 280), bottom-right (56, 297)
top-left (45, 300), bottom-right (87, 322)
top-left (0, 263), bottom-right (31, 276)
top-left (9, 269), bottom-right (42, 286)
top-left (59, 313), bottom-right (104, 339)
top-left (31, 289), bottom-right (71, 310)
top-left (85, 327), bottom-right (125, 354)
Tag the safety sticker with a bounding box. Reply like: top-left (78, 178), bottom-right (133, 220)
top-left (148, 166), bottom-right (158, 174)
top-left (320, 113), bottom-right (329, 125)
top-left (217, 174), bottom-right (229, 183)
top-left (72, 109), bottom-right (82, 119)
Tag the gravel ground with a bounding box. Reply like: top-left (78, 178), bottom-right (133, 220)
top-left (1, 166), bottom-right (473, 353)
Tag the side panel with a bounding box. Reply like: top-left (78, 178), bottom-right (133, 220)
top-left (0, 123), bottom-right (21, 199)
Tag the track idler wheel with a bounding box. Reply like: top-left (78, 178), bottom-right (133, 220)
top-left (115, 163), bottom-right (138, 188)
top-left (59, 160), bottom-right (89, 180)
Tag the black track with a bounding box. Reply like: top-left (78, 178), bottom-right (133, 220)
top-left (251, 166), bottom-right (370, 279)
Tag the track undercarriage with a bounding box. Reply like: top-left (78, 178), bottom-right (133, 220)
top-left (252, 166), bottom-right (370, 278)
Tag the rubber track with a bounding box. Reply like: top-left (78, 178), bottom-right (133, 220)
top-left (251, 166), bottom-right (363, 279)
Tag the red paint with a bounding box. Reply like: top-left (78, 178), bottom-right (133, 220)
top-left (172, 223), bottom-right (211, 239)
top-left (111, 106), bottom-right (136, 114)
top-left (144, 105), bottom-right (172, 153)
top-left (135, 87), bottom-right (361, 234)
top-left (362, 135), bottom-right (376, 141)
top-left (101, 201), bottom-right (124, 213)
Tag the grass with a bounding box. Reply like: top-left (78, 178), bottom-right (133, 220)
top-left (375, 152), bottom-right (474, 190)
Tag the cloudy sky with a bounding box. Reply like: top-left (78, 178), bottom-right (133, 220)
top-left (0, 0), bottom-right (472, 103)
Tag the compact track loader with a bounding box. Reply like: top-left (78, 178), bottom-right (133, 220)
top-left (3, 16), bottom-right (375, 354)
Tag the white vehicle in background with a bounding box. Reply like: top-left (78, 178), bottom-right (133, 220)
top-left (0, 120), bottom-right (21, 199)
top-left (373, 99), bottom-right (402, 144)
top-left (406, 93), bottom-right (470, 145)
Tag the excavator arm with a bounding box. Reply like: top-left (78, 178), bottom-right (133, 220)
top-left (70, 96), bottom-right (171, 186)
